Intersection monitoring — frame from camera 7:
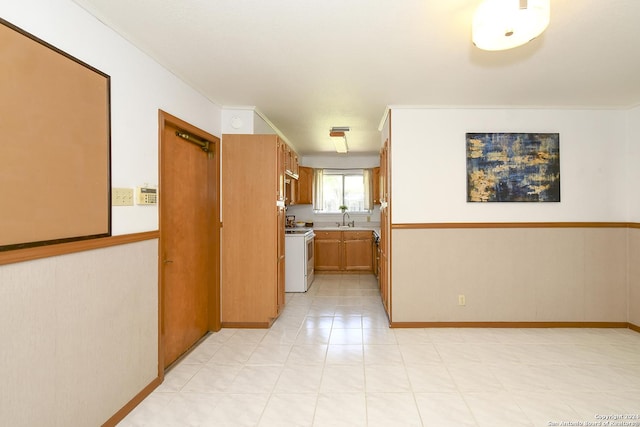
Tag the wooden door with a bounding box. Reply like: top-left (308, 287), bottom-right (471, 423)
top-left (159, 111), bottom-right (220, 369)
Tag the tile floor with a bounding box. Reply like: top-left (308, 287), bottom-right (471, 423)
top-left (119, 273), bottom-right (640, 427)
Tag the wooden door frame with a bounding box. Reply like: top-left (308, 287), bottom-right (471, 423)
top-left (157, 110), bottom-right (221, 377)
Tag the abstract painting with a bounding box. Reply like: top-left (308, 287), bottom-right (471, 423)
top-left (466, 133), bottom-right (560, 202)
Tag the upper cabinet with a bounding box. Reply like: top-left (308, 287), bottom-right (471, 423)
top-left (297, 166), bottom-right (313, 205)
top-left (372, 167), bottom-right (380, 205)
top-left (284, 144), bottom-right (299, 179)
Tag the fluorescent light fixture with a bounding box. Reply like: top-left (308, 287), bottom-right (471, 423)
top-left (330, 127), bottom-right (350, 153)
top-left (472, 0), bottom-right (550, 51)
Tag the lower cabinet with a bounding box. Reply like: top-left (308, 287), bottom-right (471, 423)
top-left (314, 231), bottom-right (342, 271)
top-left (315, 230), bottom-right (373, 272)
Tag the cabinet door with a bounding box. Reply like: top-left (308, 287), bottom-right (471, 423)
top-left (372, 167), bottom-right (380, 205)
top-left (277, 139), bottom-right (285, 201)
top-left (343, 232), bottom-right (373, 271)
top-left (314, 231), bottom-right (342, 271)
top-left (297, 166), bottom-right (313, 204)
top-left (292, 152), bottom-right (299, 177)
top-left (277, 206), bottom-right (286, 314)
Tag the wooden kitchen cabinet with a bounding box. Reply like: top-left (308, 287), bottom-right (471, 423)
top-left (221, 134), bottom-right (286, 327)
top-left (379, 139), bottom-right (391, 316)
top-left (372, 167), bottom-right (380, 205)
top-left (315, 230), bottom-right (373, 272)
top-left (284, 144), bottom-right (299, 178)
top-left (277, 205), bottom-right (286, 315)
top-left (344, 231), bottom-right (373, 271)
top-left (314, 231), bottom-right (342, 271)
top-left (296, 166), bottom-right (313, 204)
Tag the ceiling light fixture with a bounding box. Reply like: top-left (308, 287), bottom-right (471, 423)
top-left (472, 0), bottom-right (550, 51)
top-left (329, 127), bottom-right (350, 154)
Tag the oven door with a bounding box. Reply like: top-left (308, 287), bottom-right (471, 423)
top-left (305, 235), bottom-right (315, 288)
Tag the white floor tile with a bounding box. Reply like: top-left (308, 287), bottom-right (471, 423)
top-left (313, 393), bottom-right (367, 427)
top-left (463, 391), bottom-right (534, 427)
top-left (207, 393), bottom-right (270, 426)
top-left (258, 393), bottom-right (318, 427)
top-left (414, 392), bottom-right (478, 427)
top-left (273, 364), bottom-right (324, 393)
top-left (225, 365), bottom-right (282, 393)
top-left (286, 344), bottom-right (328, 365)
top-left (117, 273), bottom-right (640, 427)
top-left (366, 392), bottom-right (422, 427)
top-left (365, 364), bottom-right (412, 392)
top-left (181, 364), bottom-right (241, 393)
top-left (405, 363), bottom-right (457, 392)
top-left (320, 364), bottom-right (365, 392)
top-left (325, 344), bottom-right (364, 365)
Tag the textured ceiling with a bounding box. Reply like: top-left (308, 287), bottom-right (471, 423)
top-left (73, 0), bottom-right (640, 155)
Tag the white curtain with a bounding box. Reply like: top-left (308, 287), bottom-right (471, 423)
top-left (313, 168), bottom-right (323, 211)
top-left (363, 168), bottom-right (373, 211)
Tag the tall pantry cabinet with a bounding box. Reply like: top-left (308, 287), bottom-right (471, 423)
top-left (221, 134), bottom-right (286, 327)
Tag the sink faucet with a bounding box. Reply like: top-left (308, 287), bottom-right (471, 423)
top-left (342, 212), bottom-right (351, 226)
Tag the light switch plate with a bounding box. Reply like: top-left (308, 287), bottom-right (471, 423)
top-left (112, 188), bottom-right (134, 206)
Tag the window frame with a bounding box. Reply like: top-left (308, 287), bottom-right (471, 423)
top-left (314, 168), bottom-right (372, 214)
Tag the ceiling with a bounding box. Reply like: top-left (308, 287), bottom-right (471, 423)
top-left (72, 0), bottom-right (640, 155)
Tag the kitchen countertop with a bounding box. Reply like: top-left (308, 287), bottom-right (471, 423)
top-left (312, 225), bottom-right (380, 238)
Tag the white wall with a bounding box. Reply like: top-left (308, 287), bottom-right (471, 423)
top-left (627, 106), bottom-right (640, 222)
top-left (391, 108), bottom-right (628, 223)
top-left (627, 106), bottom-right (640, 326)
top-left (388, 106), bottom-right (636, 325)
top-left (0, 0), bottom-right (223, 424)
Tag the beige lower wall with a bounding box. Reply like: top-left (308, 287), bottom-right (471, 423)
top-left (629, 228), bottom-right (640, 326)
top-left (391, 228), bottom-right (628, 323)
top-left (0, 239), bottom-right (158, 427)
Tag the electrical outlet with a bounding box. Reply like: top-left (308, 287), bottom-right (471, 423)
top-left (458, 294), bottom-right (466, 306)
top-left (112, 188), bottom-right (134, 206)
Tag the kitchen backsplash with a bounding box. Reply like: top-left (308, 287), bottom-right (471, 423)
top-left (285, 204), bottom-right (381, 228)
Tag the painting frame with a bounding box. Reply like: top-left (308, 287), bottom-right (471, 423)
top-left (0, 17), bottom-right (112, 251)
top-left (466, 132), bottom-right (560, 203)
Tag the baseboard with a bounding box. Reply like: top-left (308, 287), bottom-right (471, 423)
top-left (629, 322), bottom-right (640, 333)
top-left (389, 321), bottom-right (630, 329)
top-left (221, 321), bottom-right (271, 328)
top-left (102, 376), bottom-right (162, 427)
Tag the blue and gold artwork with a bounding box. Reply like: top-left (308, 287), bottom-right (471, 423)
top-left (466, 133), bottom-right (560, 202)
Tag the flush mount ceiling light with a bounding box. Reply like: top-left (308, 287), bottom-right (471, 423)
top-left (329, 127), bottom-right (350, 153)
top-left (472, 0), bottom-right (550, 51)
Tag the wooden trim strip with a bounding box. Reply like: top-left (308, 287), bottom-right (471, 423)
top-left (101, 376), bottom-right (162, 427)
top-left (630, 323), bottom-right (640, 334)
top-left (392, 222), bottom-right (634, 230)
top-left (221, 322), bottom-right (271, 329)
top-left (390, 321), bottom-right (630, 329)
top-left (0, 231), bottom-right (159, 266)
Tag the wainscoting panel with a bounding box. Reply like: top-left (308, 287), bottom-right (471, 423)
top-left (0, 239), bottom-right (158, 426)
top-left (391, 227), bottom-right (628, 323)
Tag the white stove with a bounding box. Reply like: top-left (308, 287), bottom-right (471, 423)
top-left (284, 228), bottom-right (315, 292)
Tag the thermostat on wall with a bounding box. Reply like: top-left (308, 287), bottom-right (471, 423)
top-left (136, 186), bottom-right (157, 205)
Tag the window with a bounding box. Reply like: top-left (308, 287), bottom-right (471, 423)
top-left (313, 169), bottom-right (373, 213)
